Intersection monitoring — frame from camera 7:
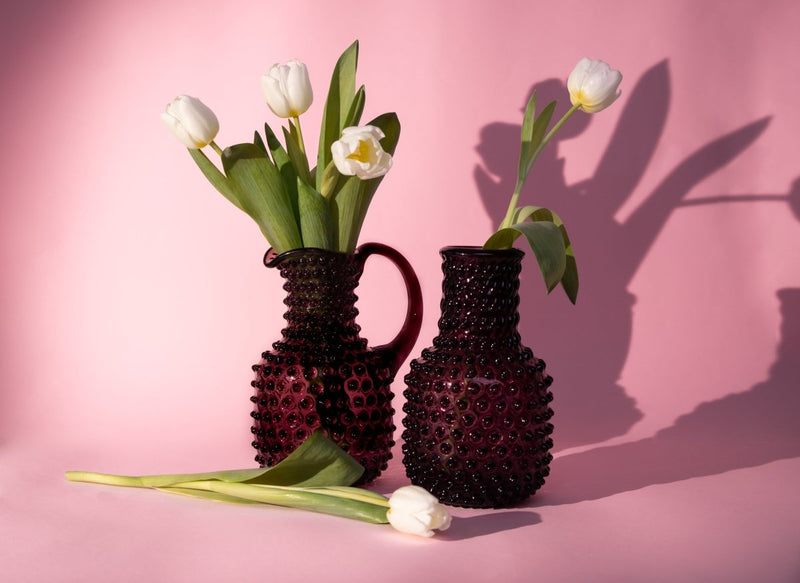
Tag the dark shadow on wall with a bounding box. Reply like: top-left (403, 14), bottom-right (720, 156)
top-left (536, 287), bottom-right (800, 505)
top-left (474, 60), bottom-right (772, 450)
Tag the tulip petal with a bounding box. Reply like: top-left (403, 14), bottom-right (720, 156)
top-left (162, 95), bottom-right (219, 148)
top-left (567, 58), bottom-right (622, 113)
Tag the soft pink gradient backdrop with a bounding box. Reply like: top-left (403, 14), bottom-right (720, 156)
top-left (2, 1), bottom-right (799, 581)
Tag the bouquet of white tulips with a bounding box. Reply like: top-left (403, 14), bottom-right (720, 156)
top-left (484, 58), bottom-right (623, 304)
top-left (161, 41), bottom-right (398, 254)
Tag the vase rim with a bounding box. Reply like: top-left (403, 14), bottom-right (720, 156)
top-left (264, 246), bottom-right (353, 267)
top-left (440, 245), bottom-right (524, 258)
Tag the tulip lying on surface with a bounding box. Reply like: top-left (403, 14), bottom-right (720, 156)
top-left (66, 431), bottom-right (451, 538)
top-left (386, 485), bottom-right (452, 538)
top-left (161, 95), bottom-right (219, 149)
top-left (261, 59), bottom-right (314, 119)
top-left (567, 57), bottom-right (623, 113)
top-left (331, 125), bottom-right (393, 179)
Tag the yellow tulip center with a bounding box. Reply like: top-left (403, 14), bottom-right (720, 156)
top-left (346, 140), bottom-right (371, 163)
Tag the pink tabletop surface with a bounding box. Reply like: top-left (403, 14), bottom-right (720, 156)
top-left (2, 1), bottom-right (799, 581)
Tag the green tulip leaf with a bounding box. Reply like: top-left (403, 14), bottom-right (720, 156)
top-left (222, 143), bottom-right (302, 253)
top-left (485, 219), bottom-right (566, 293)
top-left (343, 85), bottom-right (366, 129)
top-left (188, 148), bottom-right (243, 211)
top-left (66, 430), bottom-right (365, 489)
top-left (518, 91), bottom-right (537, 176)
top-left (253, 131), bottom-right (267, 155)
top-left (561, 249), bottom-right (579, 304)
top-left (317, 40), bottom-right (359, 191)
top-left (284, 124), bottom-right (312, 185)
top-left (516, 100), bottom-right (556, 193)
top-left (168, 482), bottom-right (389, 523)
top-left (262, 122), bottom-right (290, 169)
top-left (329, 176), bottom-right (365, 253)
top-left (513, 205), bottom-right (579, 303)
top-left (157, 487), bottom-right (264, 504)
top-left (318, 160), bottom-right (341, 198)
top-left (260, 122), bottom-right (300, 206)
top-left (297, 178), bottom-right (333, 249)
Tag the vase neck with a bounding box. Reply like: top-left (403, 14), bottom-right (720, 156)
top-left (270, 249), bottom-right (364, 347)
top-left (433, 246), bottom-right (523, 351)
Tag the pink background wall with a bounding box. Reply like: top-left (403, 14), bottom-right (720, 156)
top-left (2, 0), bottom-right (799, 581)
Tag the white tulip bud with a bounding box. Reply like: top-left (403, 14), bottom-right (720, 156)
top-left (567, 58), bottom-right (623, 113)
top-left (386, 485), bottom-right (451, 537)
top-left (331, 125), bottom-right (393, 180)
top-left (161, 95), bottom-right (219, 149)
top-left (261, 60), bottom-right (313, 118)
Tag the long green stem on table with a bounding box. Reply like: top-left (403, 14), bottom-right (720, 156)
top-left (65, 469), bottom-right (392, 525)
top-left (499, 103), bottom-right (581, 230)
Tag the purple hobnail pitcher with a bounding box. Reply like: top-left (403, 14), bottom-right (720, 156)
top-left (250, 243), bottom-right (422, 483)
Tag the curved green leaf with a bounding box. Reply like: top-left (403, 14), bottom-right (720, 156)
top-left (222, 143), bottom-right (302, 252)
top-left (317, 40), bottom-right (359, 191)
top-left (511, 206), bottom-right (579, 304)
top-left (344, 85), bottom-right (366, 129)
top-left (516, 100), bottom-right (556, 193)
top-left (297, 178), bottom-right (332, 249)
top-left (171, 481), bottom-right (389, 524)
top-left (66, 430), bottom-right (365, 489)
top-left (485, 220), bottom-right (566, 293)
top-left (284, 123), bottom-right (312, 185)
top-left (188, 148), bottom-right (243, 211)
top-left (517, 91), bottom-right (537, 190)
top-left (262, 122), bottom-right (299, 207)
top-left (561, 250), bottom-right (579, 304)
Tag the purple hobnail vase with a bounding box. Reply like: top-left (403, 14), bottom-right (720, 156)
top-left (401, 246), bottom-right (554, 507)
top-left (249, 243), bottom-right (422, 484)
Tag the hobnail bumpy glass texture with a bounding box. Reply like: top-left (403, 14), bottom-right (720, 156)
top-left (402, 247), bottom-right (554, 508)
top-left (250, 249), bottom-right (395, 484)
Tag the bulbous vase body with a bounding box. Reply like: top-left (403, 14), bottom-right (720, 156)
top-left (402, 246), bottom-right (554, 507)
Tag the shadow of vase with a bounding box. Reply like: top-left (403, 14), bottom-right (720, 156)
top-left (536, 287), bottom-right (800, 505)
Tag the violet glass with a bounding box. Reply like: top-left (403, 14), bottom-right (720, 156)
top-left (250, 243), bottom-right (422, 484)
top-left (402, 246), bottom-right (554, 507)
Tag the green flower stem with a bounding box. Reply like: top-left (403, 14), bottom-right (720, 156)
top-left (66, 471), bottom-right (145, 488)
top-left (65, 473), bottom-right (391, 524)
top-left (499, 103), bottom-right (582, 230)
top-left (209, 141), bottom-right (223, 157)
top-left (312, 485), bottom-right (391, 507)
top-left (292, 116), bottom-right (307, 160)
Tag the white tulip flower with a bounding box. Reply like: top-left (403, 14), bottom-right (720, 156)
top-left (331, 125), bottom-right (393, 180)
top-left (386, 485), bottom-right (452, 537)
top-left (567, 58), bottom-right (623, 113)
top-left (261, 60), bottom-right (314, 118)
top-left (161, 95), bottom-right (220, 149)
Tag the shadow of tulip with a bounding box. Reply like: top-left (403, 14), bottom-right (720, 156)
top-left (438, 510), bottom-right (542, 541)
top-left (533, 287), bottom-right (800, 506)
top-left (474, 60), bottom-right (775, 450)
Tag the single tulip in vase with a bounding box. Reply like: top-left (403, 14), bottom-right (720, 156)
top-left (402, 58), bottom-right (623, 508)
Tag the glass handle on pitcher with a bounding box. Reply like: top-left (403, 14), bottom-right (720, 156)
top-left (355, 242), bottom-right (423, 375)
